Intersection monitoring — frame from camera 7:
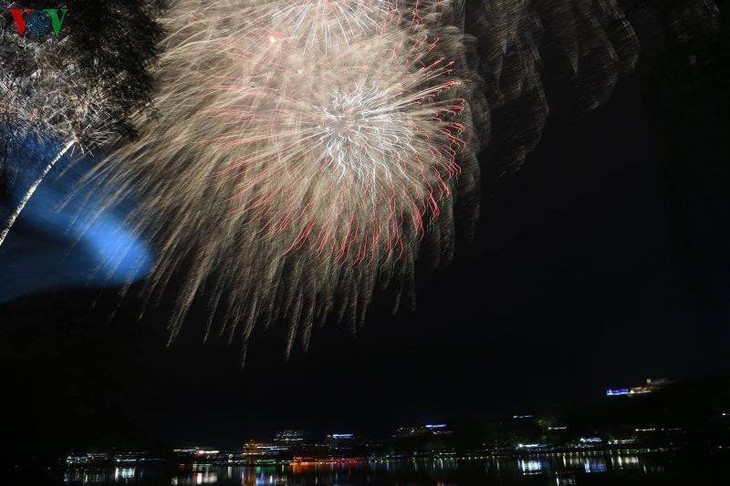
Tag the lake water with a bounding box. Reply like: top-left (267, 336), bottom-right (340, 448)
top-left (19, 450), bottom-right (730, 485)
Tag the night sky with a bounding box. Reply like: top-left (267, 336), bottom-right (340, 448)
top-left (2, 2), bottom-right (730, 463)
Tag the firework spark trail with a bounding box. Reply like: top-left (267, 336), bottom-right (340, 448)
top-left (0, 139), bottom-right (76, 247)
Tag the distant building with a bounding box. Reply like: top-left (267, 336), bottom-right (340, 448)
top-left (113, 452), bottom-right (161, 463)
top-left (606, 378), bottom-right (672, 397)
top-left (243, 440), bottom-right (287, 458)
top-left (608, 438), bottom-right (636, 445)
top-left (395, 423), bottom-right (452, 438)
top-left (425, 424), bottom-right (452, 436)
top-left (274, 430), bottom-right (307, 444)
top-left (66, 453), bottom-right (108, 465)
top-left (516, 443), bottom-right (548, 450)
top-left (173, 447), bottom-right (220, 460)
top-left (578, 437), bottom-right (603, 445)
top-left (325, 433), bottom-right (364, 455)
top-left (66, 451), bottom-right (161, 466)
top-left (326, 433), bottom-right (355, 444)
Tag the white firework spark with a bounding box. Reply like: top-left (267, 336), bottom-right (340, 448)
top-left (272, 0), bottom-right (395, 49)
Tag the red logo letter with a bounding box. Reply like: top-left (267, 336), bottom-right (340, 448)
top-left (9, 8), bottom-right (32, 36)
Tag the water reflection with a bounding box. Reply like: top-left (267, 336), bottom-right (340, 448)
top-left (114, 468), bottom-right (136, 481)
top-left (58, 451), bottom-right (728, 485)
top-left (518, 458), bottom-right (544, 474)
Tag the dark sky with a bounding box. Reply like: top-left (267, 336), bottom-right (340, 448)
top-left (2, 3), bottom-right (730, 461)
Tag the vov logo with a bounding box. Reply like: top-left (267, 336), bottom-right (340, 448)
top-left (1, 8), bottom-right (69, 37)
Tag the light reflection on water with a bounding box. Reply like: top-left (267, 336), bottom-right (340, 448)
top-left (58, 452), bottom-right (726, 485)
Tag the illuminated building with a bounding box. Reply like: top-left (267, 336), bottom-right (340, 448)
top-left (66, 453), bottom-right (108, 465)
top-left (425, 424), bottom-right (451, 436)
top-left (243, 440), bottom-right (287, 457)
top-left (66, 451), bottom-right (162, 465)
top-left (173, 447), bottom-right (219, 455)
top-left (324, 433), bottom-right (364, 455)
top-left (608, 438), bottom-right (637, 445)
top-left (274, 430), bottom-right (307, 443)
top-left (606, 378), bottom-right (672, 397)
top-left (516, 443), bottom-right (548, 450)
top-left (113, 452), bottom-right (162, 463)
top-left (580, 437), bottom-right (603, 445)
top-left (327, 434), bottom-right (355, 447)
top-left (396, 423), bottom-right (452, 438)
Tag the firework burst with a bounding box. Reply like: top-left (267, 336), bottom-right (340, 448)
top-left (77, 0), bottom-right (719, 361)
top-left (82, 0), bottom-right (480, 359)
